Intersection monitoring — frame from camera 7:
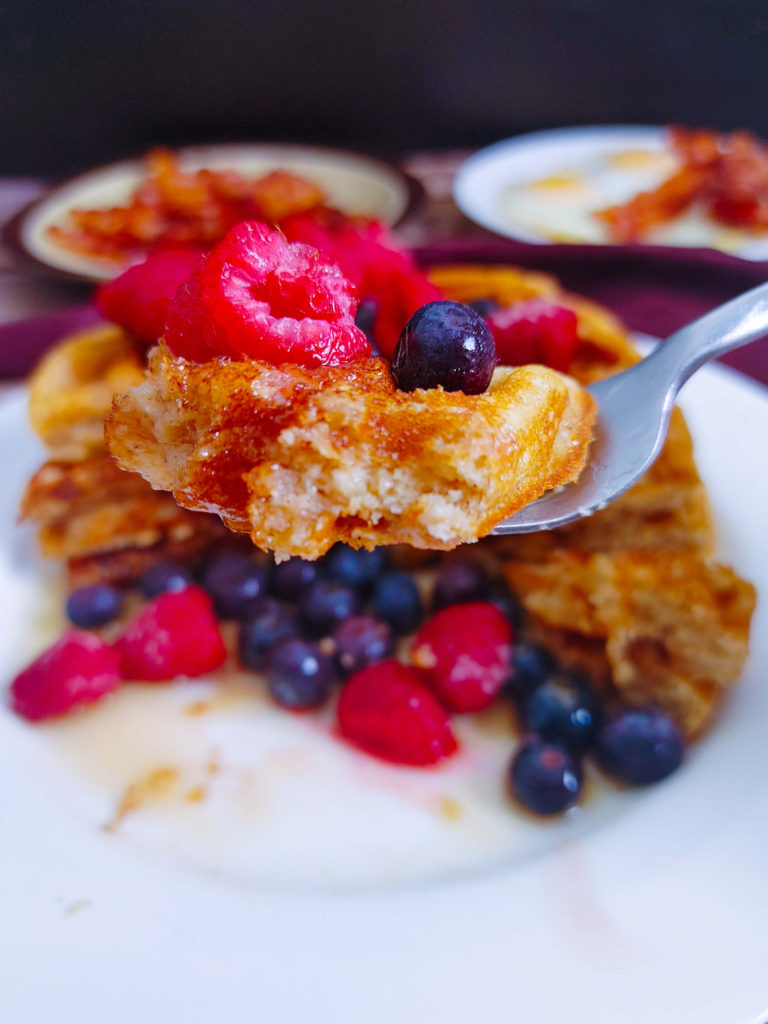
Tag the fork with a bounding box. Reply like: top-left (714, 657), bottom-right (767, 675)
top-left (490, 280), bottom-right (768, 535)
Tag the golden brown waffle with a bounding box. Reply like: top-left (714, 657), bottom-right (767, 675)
top-left (21, 263), bottom-right (755, 736)
top-left (105, 348), bottom-right (596, 561)
top-left (28, 325), bottom-right (145, 460)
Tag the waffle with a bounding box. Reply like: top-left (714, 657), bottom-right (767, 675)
top-left (20, 264), bottom-right (755, 736)
top-left (105, 347), bottom-right (596, 561)
top-left (28, 324), bottom-right (145, 460)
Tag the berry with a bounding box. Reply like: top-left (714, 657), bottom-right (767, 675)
top-left (507, 642), bottom-right (557, 699)
top-left (595, 706), bottom-right (685, 785)
top-left (432, 558), bottom-right (489, 610)
top-left (325, 544), bottom-right (388, 593)
top-left (467, 298), bottom-right (499, 318)
top-left (522, 675), bottom-right (600, 752)
top-left (485, 581), bottom-right (525, 631)
top-left (65, 584), bottom-right (122, 628)
top-left (139, 560), bottom-right (194, 599)
top-left (164, 221), bottom-right (370, 367)
top-left (354, 298), bottom-right (378, 343)
top-left (115, 586), bottom-right (226, 681)
top-left (337, 660), bottom-right (458, 766)
top-left (238, 599), bottom-right (300, 671)
top-left (412, 601), bottom-right (512, 713)
top-left (372, 571), bottom-right (423, 635)
top-left (200, 554), bottom-right (267, 620)
top-left (487, 300), bottom-right (579, 373)
top-left (281, 214), bottom-right (443, 358)
top-left (269, 556), bottom-right (321, 600)
top-left (267, 638), bottom-right (334, 710)
top-left (10, 630), bottom-right (121, 721)
top-left (391, 301), bottom-right (496, 395)
top-left (299, 579), bottom-right (360, 637)
top-left (333, 615), bottom-right (394, 676)
top-left (95, 248), bottom-right (203, 342)
top-left (509, 738), bottom-right (583, 815)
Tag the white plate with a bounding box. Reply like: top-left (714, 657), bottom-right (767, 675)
top-left (12, 144), bottom-right (417, 282)
top-left (454, 125), bottom-right (768, 260)
top-left (1, 361), bottom-right (767, 1024)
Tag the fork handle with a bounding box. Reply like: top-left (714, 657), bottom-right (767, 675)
top-left (653, 280), bottom-right (768, 392)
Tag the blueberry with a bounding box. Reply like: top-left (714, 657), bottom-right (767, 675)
top-left (299, 580), bottom-right (360, 637)
top-left (333, 615), bottom-right (394, 676)
top-left (238, 599), bottom-right (300, 671)
top-left (486, 582), bottom-right (525, 631)
top-left (467, 298), bottom-right (499, 318)
top-left (201, 555), bottom-right (266, 620)
top-left (372, 571), bottom-right (424, 634)
top-left (354, 298), bottom-right (378, 343)
top-left (325, 544), bottom-right (389, 593)
top-left (267, 638), bottom-right (335, 710)
top-left (522, 675), bottom-right (600, 752)
top-left (507, 643), bottom-right (556, 699)
top-left (139, 560), bottom-right (194, 599)
top-left (269, 557), bottom-right (320, 601)
top-left (391, 301), bottom-right (496, 395)
top-left (595, 706), bottom-right (685, 785)
top-left (65, 584), bottom-right (122, 628)
top-left (432, 558), bottom-right (488, 610)
top-left (509, 738), bottom-right (583, 815)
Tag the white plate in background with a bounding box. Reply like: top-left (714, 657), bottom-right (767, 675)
top-left (9, 144), bottom-right (419, 282)
top-left (454, 125), bottom-right (768, 260)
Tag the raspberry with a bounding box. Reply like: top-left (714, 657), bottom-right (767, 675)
top-left (412, 602), bottom-right (513, 713)
top-left (95, 248), bottom-right (203, 342)
top-left (487, 300), bottom-right (579, 373)
top-left (164, 221), bottom-right (370, 367)
top-left (115, 586), bottom-right (226, 681)
top-left (336, 660), bottom-right (458, 766)
top-left (10, 630), bottom-right (121, 721)
top-left (282, 214), bottom-right (443, 357)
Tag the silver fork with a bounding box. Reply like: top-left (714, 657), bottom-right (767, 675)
top-left (490, 280), bottom-right (768, 535)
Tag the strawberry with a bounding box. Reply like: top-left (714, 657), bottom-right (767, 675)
top-left (10, 630), bottom-right (121, 721)
top-left (115, 586), bottom-right (226, 682)
top-left (337, 660), bottom-right (458, 766)
top-left (412, 602), bottom-right (512, 713)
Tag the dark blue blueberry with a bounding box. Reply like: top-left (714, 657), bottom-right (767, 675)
top-left (139, 560), bottom-right (195, 599)
top-left (201, 555), bottom-right (267, 620)
top-left (65, 584), bottom-right (122, 628)
top-left (467, 298), bottom-right (499, 318)
top-left (238, 599), bottom-right (300, 671)
top-left (432, 558), bottom-right (489, 610)
top-left (595, 706), bottom-right (685, 785)
top-left (325, 544), bottom-right (389, 593)
top-left (372, 571), bottom-right (424, 635)
top-left (299, 580), bottom-right (360, 637)
top-left (509, 738), bottom-right (583, 815)
top-left (354, 298), bottom-right (378, 343)
top-left (267, 638), bottom-right (335, 710)
top-left (333, 615), bottom-right (395, 676)
top-left (269, 557), bottom-right (320, 601)
top-left (391, 301), bottom-right (496, 395)
top-left (486, 582), bottom-right (525, 631)
top-left (523, 675), bottom-right (600, 752)
top-left (507, 643), bottom-right (556, 699)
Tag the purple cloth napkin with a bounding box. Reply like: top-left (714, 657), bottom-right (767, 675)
top-left (1, 241), bottom-right (767, 385)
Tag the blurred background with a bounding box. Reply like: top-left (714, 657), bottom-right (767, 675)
top-left (3, 0), bottom-right (768, 176)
